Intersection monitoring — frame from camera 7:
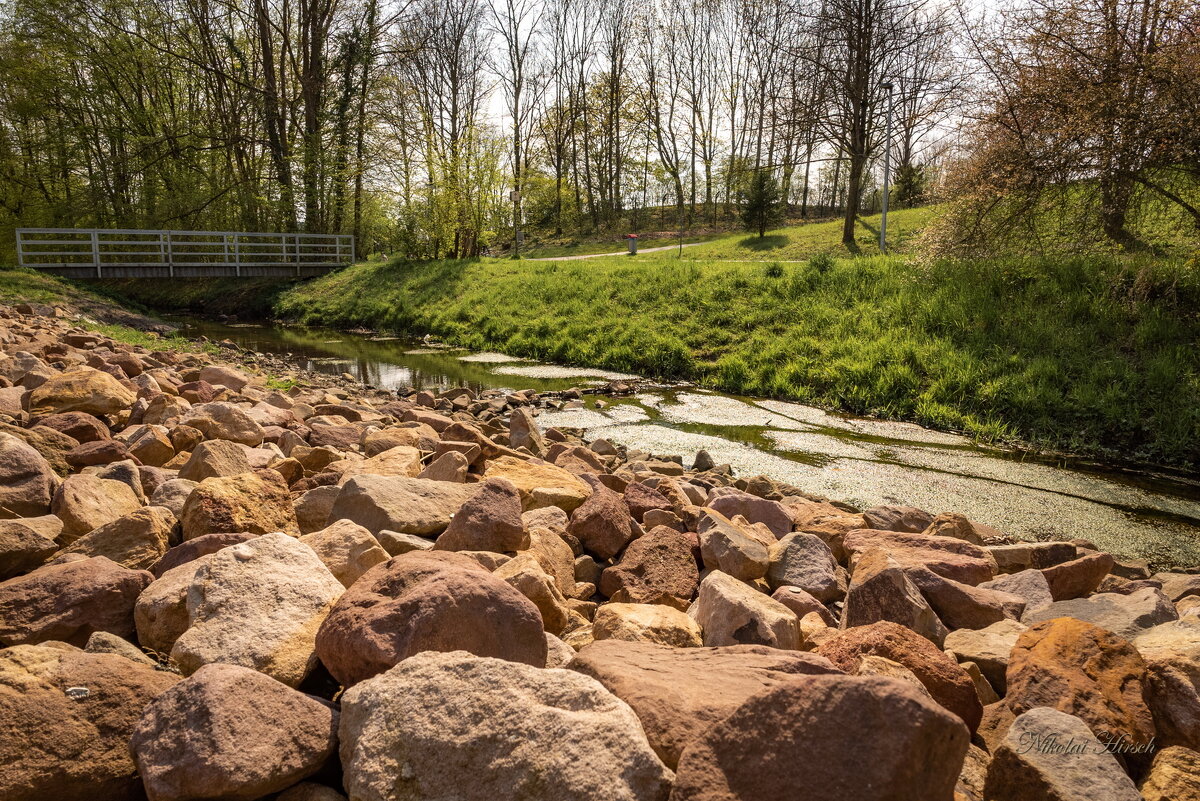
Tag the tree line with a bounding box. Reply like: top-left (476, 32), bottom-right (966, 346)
top-left (0, 0), bottom-right (1196, 260)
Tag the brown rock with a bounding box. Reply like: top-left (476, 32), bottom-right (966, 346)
top-left (51, 474), bottom-right (143, 543)
top-left (905, 565), bottom-right (1026, 629)
top-left (177, 438), bottom-right (252, 481)
top-left (669, 674), bottom-right (969, 801)
top-left (131, 663), bottom-right (337, 801)
top-left (36, 411), bottom-right (110, 443)
top-left (689, 570), bottom-right (799, 649)
top-left (57, 505), bottom-right (175, 570)
top-left (943, 619), bottom-right (1027, 693)
top-left (816, 621), bottom-right (983, 732)
top-left (0, 556), bottom-right (152, 646)
top-left (1140, 746), bottom-right (1200, 801)
top-left (599, 525), bottom-right (699, 609)
top-left (920, 513), bottom-right (1001, 545)
top-left (315, 550), bottom-right (547, 686)
top-left (151, 531), bottom-right (257, 577)
top-left (698, 510), bottom-right (771, 581)
top-left (0, 520), bottom-right (59, 579)
top-left (65, 438), bottom-right (133, 468)
top-left (0, 433), bottom-right (58, 518)
top-left (432, 477), bottom-right (529, 553)
top-left (843, 528), bottom-right (995, 585)
top-left (568, 639), bottom-right (841, 768)
top-left (1042, 551), bottom-right (1116, 600)
top-left (300, 519), bottom-right (389, 587)
top-left (28, 367), bottom-right (136, 417)
top-left (707, 490), bottom-right (792, 538)
top-left (593, 602), bottom-right (703, 647)
top-left (1006, 617), bottom-right (1156, 755)
top-left (180, 469), bottom-right (298, 539)
top-left (568, 475), bottom-right (637, 559)
top-left (417, 450), bottom-right (469, 482)
top-left (862, 504), bottom-right (936, 533)
top-left (624, 482), bottom-right (673, 522)
top-left (843, 548), bottom-right (947, 645)
top-left (0, 644), bottom-right (178, 801)
top-left (326, 474), bottom-right (479, 536)
top-left (770, 585), bottom-right (837, 626)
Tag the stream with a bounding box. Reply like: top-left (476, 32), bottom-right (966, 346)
top-left (173, 317), bottom-right (1200, 569)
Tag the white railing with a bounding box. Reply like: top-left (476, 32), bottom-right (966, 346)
top-left (15, 228), bottom-right (354, 278)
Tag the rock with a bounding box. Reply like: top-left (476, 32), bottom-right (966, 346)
top-left (0, 644), bottom-right (178, 801)
top-left (51, 474), bottom-right (143, 543)
top-left (362, 425), bottom-right (433, 456)
top-left (180, 402), bottom-right (265, 446)
top-left (816, 621), bottom-right (983, 732)
top-left (0, 556), bottom-right (152, 646)
top-left (198, 364), bottom-right (251, 390)
top-left (171, 532), bottom-right (344, 686)
top-left (151, 531), bottom-right (256, 576)
top-left (568, 639), bottom-right (841, 769)
top-left (989, 541), bottom-right (1078, 573)
top-left (1023, 587), bottom-right (1178, 639)
top-left (765, 531), bottom-right (842, 601)
top-left (0, 520), bottom-right (59, 580)
top-left (327, 474), bottom-right (478, 536)
top-left (333, 445), bottom-right (423, 482)
top-left (979, 568), bottom-right (1054, 612)
top-left (278, 784), bottom-right (348, 801)
top-left (905, 565), bottom-right (1026, 629)
top-left (1043, 551), bottom-right (1115, 600)
top-left (28, 367), bottom-right (135, 417)
top-left (854, 653), bottom-right (935, 699)
top-left (670, 674), bottom-right (968, 801)
top-left (136, 554), bottom-right (217, 655)
top-left (508, 406), bottom-right (546, 455)
top-left (1133, 617), bottom-right (1200, 679)
top-left (90, 459), bottom-right (147, 503)
top-left (1154, 573), bottom-right (1200, 603)
top-left (983, 707), bottom-right (1141, 801)
top-left (177, 438), bottom-right (252, 481)
top-left (770, 585), bottom-right (837, 626)
top-left (707, 490), bottom-right (791, 538)
top-left (36, 411), bottom-right (110, 443)
top-left (526, 526), bottom-right (576, 595)
top-left (131, 663), bottom-right (337, 801)
top-left (180, 469), bottom-right (298, 539)
top-left (689, 570), bottom-right (799, 649)
top-left (315, 550), bottom-right (547, 686)
top-left (0, 433), bottom-right (58, 517)
top-left (65, 438), bottom-right (133, 468)
top-left (148, 478), bottom-right (197, 519)
top-left (300, 519), bottom-right (389, 587)
top-left (625, 482), bottom-right (673, 522)
top-left (432, 477), bottom-right (528, 552)
top-left (493, 552), bottom-right (581, 635)
top-left (943, 619), bottom-right (1027, 693)
top-left (84, 630), bottom-right (158, 666)
top-left (920, 512), bottom-right (1000, 545)
top-left (697, 511), bottom-right (771, 580)
top-left (122, 424), bottom-right (174, 467)
top-left (375, 529), bottom-right (436, 555)
top-left (567, 475), bottom-right (637, 559)
top-left (593, 602), bottom-right (703, 647)
top-left (545, 632), bottom-right (576, 667)
top-left (843, 529), bottom-right (995, 585)
top-left (599, 525), bottom-right (699, 609)
top-left (843, 549), bottom-right (947, 645)
top-left (1140, 746), bottom-right (1200, 801)
top-left (57, 505), bottom-right (175, 570)
top-left (1144, 660), bottom-right (1200, 751)
top-left (295, 484), bottom-right (340, 534)
top-left (862, 504), bottom-right (935, 533)
top-left (340, 650), bottom-right (673, 801)
top-left (417, 450), bottom-right (469, 481)
top-left (1005, 617), bottom-right (1156, 753)
top-left (483, 455), bottom-right (592, 511)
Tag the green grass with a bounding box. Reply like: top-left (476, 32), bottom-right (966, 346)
top-left (271, 209), bottom-right (1200, 466)
top-left (521, 233), bottom-right (714, 259)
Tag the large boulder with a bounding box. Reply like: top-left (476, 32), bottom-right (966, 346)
top-left (689, 570), bottom-right (799, 649)
top-left (484, 455), bottom-right (592, 511)
top-left (327, 474), bottom-right (478, 536)
top-left (983, 707), bottom-right (1141, 801)
top-left (150, 531), bottom-right (256, 577)
top-left (148, 478), bottom-right (198, 520)
top-left (943, 619), bottom-right (1027, 693)
top-left (28, 367), bottom-right (135, 417)
top-left (0, 520), bottom-right (59, 580)
top-left (493, 553), bottom-right (582, 636)
top-left (315, 551), bottom-right (547, 687)
top-left (131, 663), bottom-right (338, 801)
top-left (670, 674), bottom-right (969, 801)
top-left (765, 531), bottom-right (841, 600)
top-left (176, 439), bottom-right (252, 482)
top-left (906, 565), bottom-right (1026, 630)
top-left (57, 505), bottom-right (175, 570)
top-left (1023, 587), bottom-right (1177, 640)
top-left (52, 474), bottom-right (143, 543)
top-left (1005, 617), bottom-right (1155, 753)
top-left (862, 504), bottom-right (935, 533)
top-left (707, 491), bottom-right (792, 538)
top-left (1140, 746), bottom-right (1200, 801)
top-left (1042, 551), bottom-right (1115, 601)
top-left (599, 525), bottom-right (699, 609)
top-left (136, 553), bottom-right (218, 656)
top-left (567, 475), bottom-right (637, 559)
top-left (339, 650), bottom-right (673, 801)
top-left (431, 477), bottom-right (528, 552)
top-left (0, 556), bottom-right (152, 646)
top-left (180, 469), bottom-right (298, 539)
top-left (180, 402), bottom-right (265, 446)
top-left (843, 529), bottom-right (995, 585)
top-left (569, 640), bottom-right (841, 768)
top-left (299, 519), bottom-right (389, 587)
top-left (697, 511), bottom-right (771, 581)
top-left (593, 602), bottom-right (703, 648)
top-left (842, 549), bottom-right (947, 646)
top-left (0, 433), bottom-right (58, 517)
top-left (816, 621), bottom-right (983, 732)
top-left (170, 532), bottom-right (344, 686)
top-left (0, 644), bottom-right (178, 801)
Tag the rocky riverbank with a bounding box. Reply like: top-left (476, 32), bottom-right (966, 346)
top-left (1, 304), bottom-right (1199, 801)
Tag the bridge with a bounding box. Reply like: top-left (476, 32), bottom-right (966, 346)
top-left (16, 228), bottom-right (354, 278)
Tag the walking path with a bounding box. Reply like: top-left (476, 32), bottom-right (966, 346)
top-left (526, 242), bottom-right (703, 260)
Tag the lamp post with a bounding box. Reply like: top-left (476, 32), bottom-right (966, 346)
top-left (879, 80), bottom-right (894, 254)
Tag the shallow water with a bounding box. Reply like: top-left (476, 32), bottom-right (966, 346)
top-left (175, 318), bottom-right (1200, 569)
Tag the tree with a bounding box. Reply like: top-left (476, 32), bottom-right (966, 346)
top-left (743, 169), bottom-right (782, 237)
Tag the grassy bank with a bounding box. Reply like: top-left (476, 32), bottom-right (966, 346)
top-left (272, 210), bottom-right (1198, 467)
top-left (90, 276), bottom-right (301, 319)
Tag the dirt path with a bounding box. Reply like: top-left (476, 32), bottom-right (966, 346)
top-left (526, 242), bottom-right (703, 261)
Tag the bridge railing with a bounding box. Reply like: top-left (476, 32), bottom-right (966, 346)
top-left (15, 228), bottom-right (355, 278)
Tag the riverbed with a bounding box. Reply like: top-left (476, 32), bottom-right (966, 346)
top-left (175, 317), bottom-right (1200, 569)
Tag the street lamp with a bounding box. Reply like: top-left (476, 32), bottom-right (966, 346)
top-left (879, 81), bottom-right (894, 254)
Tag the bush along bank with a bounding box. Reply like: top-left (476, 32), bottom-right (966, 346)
top-left (1, 304), bottom-right (1198, 800)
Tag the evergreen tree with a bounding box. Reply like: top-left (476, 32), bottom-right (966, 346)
top-left (743, 170), bottom-right (782, 238)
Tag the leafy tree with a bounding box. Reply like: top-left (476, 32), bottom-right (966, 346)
top-left (743, 170), bottom-right (782, 238)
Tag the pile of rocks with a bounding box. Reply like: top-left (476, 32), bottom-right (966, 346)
top-left (0, 305), bottom-right (1198, 801)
